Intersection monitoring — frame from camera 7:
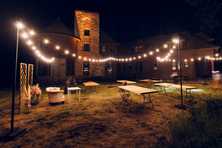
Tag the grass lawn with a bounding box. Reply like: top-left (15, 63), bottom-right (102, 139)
top-left (0, 82), bottom-right (221, 148)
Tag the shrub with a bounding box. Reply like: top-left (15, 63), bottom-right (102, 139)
top-left (168, 98), bottom-right (222, 148)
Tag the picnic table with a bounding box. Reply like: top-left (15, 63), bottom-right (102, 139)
top-left (171, 84), bottom-right (197, 97)
top-left (83, 81), bottom-right (100, 92)
top-left (117, 80), bottom-right (137, 85)
top-left (154, 83), bottom-right (197, 97)
top-left (67, 87), bottom-right (81, 102)
top-left (154, 83), bottom-right (173, 94)
top-left (118, 85), bottom-right (158, 107)
top-left (140, 79), bottom-right (162, 84)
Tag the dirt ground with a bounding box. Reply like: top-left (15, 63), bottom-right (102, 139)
top-left (0, 83), bottom-right (209, 148)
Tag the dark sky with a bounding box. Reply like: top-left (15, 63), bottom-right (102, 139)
top-left (0, 0), bottom-right (195, 42)
top-left (0, 0), bottom-right (218, 88)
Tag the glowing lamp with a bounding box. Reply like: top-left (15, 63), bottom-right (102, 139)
top-left (29, 30), bottom-right (36, 36)
top-left (215, 53), bottom-right (219, 57)
top-left (26, 40), bottom-right (33, 46)
top-left (163, 44), bottom-right (168, 48)
top-left (21, 32), bottom-right (29, 39)
top-left (78, 56), bottom-right (82, 59)
top-left (55, 45), bottom-right (60, 50)
top-left (43, 38), bottom-right (50, 44)
top-left (31, 46), bottom-right (37, 50)
top-left (15, 21), bottom-right (25, 30)
top-left (64, 50), bottom-right (69, 55)
top-left (172, 38), bottom-right (180, 44)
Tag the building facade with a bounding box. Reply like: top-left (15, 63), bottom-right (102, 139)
top-left (116, 33), bottom-right (219, 80)
top-left (37, 10), bottom-right (106, 83)
top-left (36, 11), bottom-right (219, 84)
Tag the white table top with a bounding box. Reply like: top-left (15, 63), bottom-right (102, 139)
top-left (118, 85), bottom-right (158, 95)
top-left (154, 83), bottom-right (197, 90)
top-left (171, 84), bottom-right (197, 90)
top-left (140, 79), bottom-right (162, 83)
top-left (117, 80), bottom-right (137, 84)
top-left (67, 87), bottom-right (81, 90)
top-left (83, 81), bottom-right (100, 87)
top-left (154, 83), bottom-right (173, 87)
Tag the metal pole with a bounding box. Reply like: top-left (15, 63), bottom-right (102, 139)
top-left (178, 41), bottom-right (184, 106)
top-left (10, 28), bottom-right (19, 133)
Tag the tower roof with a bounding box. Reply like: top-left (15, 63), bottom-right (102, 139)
top-left (44, 18), bottom-right (79, 38)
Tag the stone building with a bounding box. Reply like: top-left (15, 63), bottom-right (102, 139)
top-left (36, 10), bottom-right (219, 83)
top-left (37, 10), bottom-right (106, 83)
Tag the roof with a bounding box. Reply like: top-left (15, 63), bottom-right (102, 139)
top-left (44, 18), bottom-right (80, 39)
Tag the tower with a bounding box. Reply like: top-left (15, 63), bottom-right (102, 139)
top-left (74, 10), bottom-right (102, 79)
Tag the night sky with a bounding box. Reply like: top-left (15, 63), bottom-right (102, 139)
top-left (0, 0), bottom-right (221, 88)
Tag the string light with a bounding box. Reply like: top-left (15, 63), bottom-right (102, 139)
top-left (18, 22), bottom-right (222, 64)
top-left (21, 32), bottom-right (29, 39)
top-left (31, 46), bottom-right (37, 50)
top-left (149, 51), bottom-right (154, 55)
top-left (35, 51), bottom-right (55, 63)
top-left (163, 44), bottom-right (168, 48)
top-left (55, 45), bottom-right (60, 50)
top-left (172, 38), bottom-right (180, 44)
top-left (29, 30), bottom-right (36, 36)
top-left (15, 21), bottom-right (25, 30)
top-left (78, 56), bottom-right (82, 59)
top-left (26, 40), bottom-right (33, 46)
top-left (215, 53), bottom-right (219, 57)
top-left (64, 50), bottom-right (70, 55)
top-left (43, 38), bottom-right (50, 44)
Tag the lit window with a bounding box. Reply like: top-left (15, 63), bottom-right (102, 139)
top-left (83, 62), bottom-right (90, 76)
top-left (83, 44), bottom-right (91, 51)
top-left (84, 30), bottom-right (90, 36)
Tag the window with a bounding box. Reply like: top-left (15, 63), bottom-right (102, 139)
top-left (84, 30), bottom-right (90, 36)
top-left (83, 62), bottom-right (90, 76)
top-left (83, 44), bottom-right (91, 52)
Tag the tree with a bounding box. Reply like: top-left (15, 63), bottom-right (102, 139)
top-left (185, 0), bottom-right (222, 41)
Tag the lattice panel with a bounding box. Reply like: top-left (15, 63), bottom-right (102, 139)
top-left (20, 63), bottom-right (27, 112)
top-left (28, 64), bottom-right (34, 85)
top-left (20, 63), bottom-right (27, 91)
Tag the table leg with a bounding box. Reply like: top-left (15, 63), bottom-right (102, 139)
top-left (163, 87), bottom-right (167, 95)
top-left (78, 90), bottom-right (81, 102)
top-left (119, 89), bottom-right (130, 102)
top-left (143, 93), bottom-right (153, 108)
